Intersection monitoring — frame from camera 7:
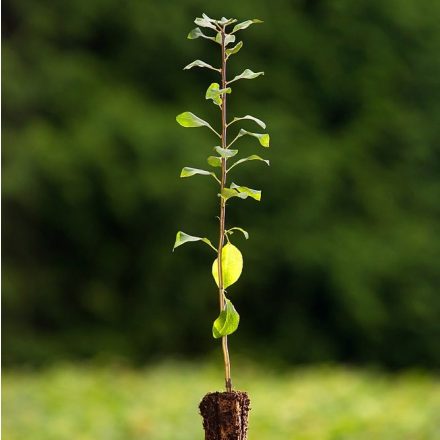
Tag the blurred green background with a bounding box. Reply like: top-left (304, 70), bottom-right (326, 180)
top-left (3, 0), bottom-right (440, 368)
top-left (3, 1), bottom-right (440, 438)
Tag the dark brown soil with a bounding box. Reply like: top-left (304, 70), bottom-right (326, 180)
top-left (199, 391), bottom-right (250, 440)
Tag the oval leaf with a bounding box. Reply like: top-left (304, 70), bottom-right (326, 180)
top-left (176, 112), bottom-right (220, 137)
top-left (237, 129), bottom-right (270, 147)
top-left (228, 155), bottom-right (270, 171)
top-left (229, 115), bottom-right (266, 129)
top-left (173, 231), bottom-right (216, 252)
top-left (221, 183), bottom-right (262, 201)
top-left (187, 27), bottom-right (216, 41)
top-left (180, 167), bottom-right (219, 183)
top-left (205, 83), bottom-right (232, 106)
top-left (232, 19), bottom-right (263, 33)
top-left (228, 69), bottom-right (264, 84)
top-left (212, 299), bottom-right (240, 338)
top-left (214, 146), bottom-right (238, 158)
top-left (207, 156), bottom-right (222, 167)
top-left (226, 41), bottom-right (243, 57)
top-left (212, 243), bottom-right (243, 288)
top-left (183, 60), bottom-right (220, 72)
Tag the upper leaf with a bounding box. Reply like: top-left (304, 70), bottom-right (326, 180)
top-left (237, 129), bottom-right (270, 147)
top-left (228, 155), bottom-right (270, 172)
top-left (212, 299), bottom-right (240, 339)
top-left (183, 60), bottom-right (220, 72)
top-left (215, 32), bottom-right (236, 46)
top-left (225, 41), bottom-right (243, 57)
top-left (229, 115), bottom-right (266, 129)
top-left (232, 19), bottom-right (263, 33)
top-left (205, 83), bottom-right (232, 106)
top-left (194, 15), bottom-right (217, 30)
top-left (187, 27), bottom-right (216, 41)
top-left (228, 69), bottom-right (264, 84)
top-left (212, 243), bottom-right (243, 288)
top-left (173, 231), bottom-right (216, 252)
top-left (217, 17), bottom-right (237, 26)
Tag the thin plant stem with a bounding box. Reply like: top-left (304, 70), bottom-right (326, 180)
top-left (217, 25), bottom-right (232, 393)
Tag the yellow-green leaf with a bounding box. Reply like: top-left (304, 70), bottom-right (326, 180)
top-left (212, 243), bottom-right (243, 288)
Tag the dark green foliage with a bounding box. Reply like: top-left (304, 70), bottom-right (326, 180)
top-left (3, 0), bottom-right (440, 368)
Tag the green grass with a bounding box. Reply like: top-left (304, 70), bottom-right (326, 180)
top-left (3, 361), bottom-right (440, 439)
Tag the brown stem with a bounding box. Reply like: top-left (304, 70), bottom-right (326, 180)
top-left (217, 26), bottom-right (232, 392)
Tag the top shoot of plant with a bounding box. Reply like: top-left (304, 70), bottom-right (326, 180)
top-left (174, 14), bottom-right (270, 392)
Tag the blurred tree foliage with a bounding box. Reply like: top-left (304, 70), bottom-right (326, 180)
top-left (3, 0), bottom-right (440, 368)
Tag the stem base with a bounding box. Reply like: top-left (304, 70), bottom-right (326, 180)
top-left (199, 391), bottom-right (250, 440)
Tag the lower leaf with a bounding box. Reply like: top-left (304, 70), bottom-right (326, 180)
top-left (212, 299), bottom-right (240, 338)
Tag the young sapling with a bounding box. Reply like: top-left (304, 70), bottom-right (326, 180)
top-left (174, 13), bottom-right (269, 440)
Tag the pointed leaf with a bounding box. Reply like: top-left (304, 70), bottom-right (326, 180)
top-left (176, 112), bottom-right (220, 137)
top-left (226, 227), bottom-right (249, 240)
top-left (187, 27), bottom-right (216, 41)
top-left (228, 69), bottom-right (264, 84)
top-left (205, 83), bottom-right (232, 106)
top-left (237, 129), bottom-right (270, 147)
top-left (214, 146), bottom-right (238, 158)
top-left (180, 167), bottom-right (218, 182)
top-left (173, 231), bottom-right (216, 251)
top-left (228, 155), bottom-right (270, 171)
top-left (194, 15), bottom-right (217, 30)
top-left (183, 60), bottom-right (220, 72)
top-left (212, 243), bottom-right (243, 288)
top-left (229, 115), bottom-right (266, 129)
top-left (226, 41), bottom-right (243, 57)
top-left (232, 19), bottom-right (263, 33)
top-left (207, 156), bottom-right (222, 167)
top-left (212, 299), bottom-right (240, 338)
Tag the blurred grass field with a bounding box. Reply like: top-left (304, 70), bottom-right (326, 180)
top-left (3, 361), bottom-right (440, 440)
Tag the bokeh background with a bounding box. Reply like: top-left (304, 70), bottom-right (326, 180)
top-left (3, 0), bottom-right (440, 438)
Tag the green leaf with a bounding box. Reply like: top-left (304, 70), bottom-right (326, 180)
top-left (173, 231), bottom-right (216, 252)
top-left (212, 299), bottom-right (240, 338)
top-left (237, 129), bottom-right (270, 147)
top-left (176, 112), bottom-right (220, 137)
top-left (214, 146), bottom-right (238, 158)
top-left (226, 41), bottom-right (243, 57)
top-left (215, 32), bottom-right (236, 46)
top-left (221, 183), bottom-right (262, 201)
top-left (205, 83), bottom-right (232, 106)
top-left (207, 156), bottom-right (222, 167)
top-left (229, 115), bottom-right (266, 129)
top-left (228, 155), bottom-right (270, 171)
top-left (212, 243), bottom-right (243, 288)
top-left (180, 167), bottom-right (219, 183)
top-left (228, 69), bottom-right (264, 84)
top-left (232, 19), bottom-right (263, 33)
top-left (194, 15), bottom-right (217, 30)
top-left (187, 27), bottom-right (216, 41)
top-left (226, 227), bottom-right (249, 240)
top-left (183, 60), bottom-right (220, 72)
top-left (217, 17), bottom-right (237, 26)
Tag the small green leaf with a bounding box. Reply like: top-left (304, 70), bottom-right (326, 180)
top-left (207, 156), bottom-right (222, 167)
top-left (229, 115), bottom-right (266, 129)
top-left (194, 15), bottom-right (217, 30)
top-left (226, 227), bottom-right (249, 240)
top-left (228, 155), bottom-right (270, 172)
top-left (228, 69), bottom-right (264, 84)
top-left (205, 83), bottom-right (232, 106)
top-left (176, 112), bottom-right (220, 137)
top-left (214, 146), bottom-right (238, 158)
top-left (212, 299), bottom-right (240, 338)
top-left (237, 129), bottom-right (270, 147)
top-left (187, 27), bottom-right (216, 41)
top-left (221, 183), bottom-right (262, 201)
top-left (226, 41), bottom-right (243, 57)
top-left (217, 17), bottom-right (237, 26)
top-left (173, 231), bottom-right (216, 252)
top-left (215, 32), bottom-right (236, 46)
top-left (232, 19), bottom-right (263, 33)
top-left (180, 167), bottom-right (217, 179)
top-left (183, 60), bottom-right (220, 72)
top-left (212, 243), bottom-right (243, 288)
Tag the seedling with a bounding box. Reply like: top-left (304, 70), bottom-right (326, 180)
top-left (174, 14), bottom-right (269, 438)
